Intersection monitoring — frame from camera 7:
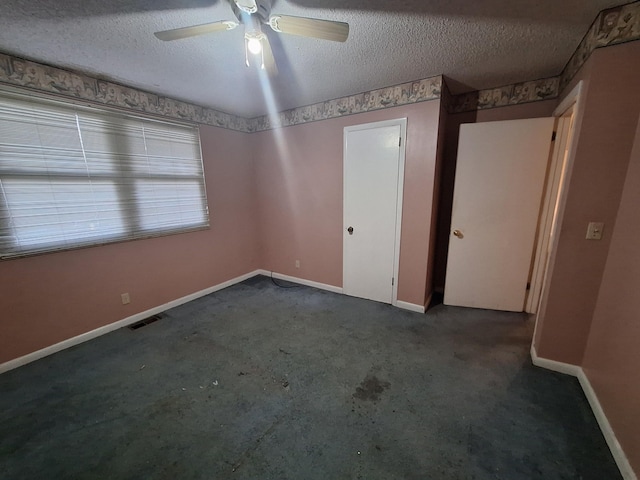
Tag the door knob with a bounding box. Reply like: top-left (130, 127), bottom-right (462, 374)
top-left (453, 229), bottom-right (463, 238)
top-left (347, 226), bottom-right (354, 235)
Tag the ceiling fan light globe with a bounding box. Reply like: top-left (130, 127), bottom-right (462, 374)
top-left (247, 37), bottom-right (262, 55)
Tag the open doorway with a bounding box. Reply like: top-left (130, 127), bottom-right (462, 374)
top-left (529, 81), bottom-right (584, 339)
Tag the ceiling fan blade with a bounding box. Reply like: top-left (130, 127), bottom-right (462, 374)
top-left (262, 36), bottom-right (278, 76)
top-left (268, 15), bottom-right (349, 42)
top-left (154, 20), bottom-right (238, 41)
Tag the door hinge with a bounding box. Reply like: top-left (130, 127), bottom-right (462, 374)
top-left (551, 131), bottom-right (557, 141)
top-left (398, 137), bottom-right (402, 147)
top-left (392, 277), bottom-right (395, 286)
top-left (526, 282), bottom-right (531, 290)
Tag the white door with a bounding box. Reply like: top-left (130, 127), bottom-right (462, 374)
top-left (444, 117), bottom-right (555, 312)
top-left (343, 119), bottom-right (406, 304)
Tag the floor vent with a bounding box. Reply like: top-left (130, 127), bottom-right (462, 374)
top-left (128, 314), bottom-right (162, 330)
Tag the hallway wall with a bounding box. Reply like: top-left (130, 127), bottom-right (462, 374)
top-left (535, 41), bottom-right (640, 365)
top-left (581, 111), bottom-right (640, 475)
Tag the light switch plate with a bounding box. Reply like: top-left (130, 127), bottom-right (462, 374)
top-left (586, 222), bottom-right (604, 240)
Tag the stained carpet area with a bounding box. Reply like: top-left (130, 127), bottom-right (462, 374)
top-left (0, 275), bottom-right (621, 479)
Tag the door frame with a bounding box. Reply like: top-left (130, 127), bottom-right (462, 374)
top-left (531, 81), bottom-right (584, 343)
top-left (343, 117), bottom-right (407, 306)
top-left (525, 107), bottom-right (574, 313)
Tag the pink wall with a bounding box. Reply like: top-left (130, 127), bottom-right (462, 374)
top-left (535, 42), bottom-right (640, 364)
top-left (254, 101), bottom-right (442, 307)
top-left (433, 99), bottom-right (557, 291)
top-left (0, 125), bottom-right (260, 364)
top-left (0, 98), bottom-right (442, 364)
top-left (582, 112), bottom-right (640, 475)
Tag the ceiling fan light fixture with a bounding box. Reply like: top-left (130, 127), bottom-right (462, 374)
top-left (154, 0), bottom-right (347, 74)
top-left (244, 32), bottom-right (267, 68)
top-left (247, 36), bottom-right (263, 55)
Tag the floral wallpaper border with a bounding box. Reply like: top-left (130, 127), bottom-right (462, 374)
top-left (250, 76), bottom-right (442, 132)
top-left (442, 1), bottom-right (640, 115)
top-left (0, 1), bottom-right (638, 129)
top-left (0, 50), bottom-right (443, 132)
top-left (449, 77), bottom-right (560, 114)
top-left (0, 52), bottom-right (252, 133)
top-left (560, 1), bottom-right (640, 92)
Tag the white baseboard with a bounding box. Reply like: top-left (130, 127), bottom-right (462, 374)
top-left (530, 345), bottom-right (581, 376)
top-left (577, 370), bottom-right (637, 480)
top-left (0, 269), bottom-right (263, 375)
top-left (257, 269), bottom-right (344, 294)
top-left (395, 300), bottom-right (426, 313)
top-left (260, 270), bottom-right (428, 314)
top-left (259, 270), bottom-right (431, 314)
top-left (531, 346), bottom-right (637, 480)
top-left (2, 269), bottom-right (422, 374)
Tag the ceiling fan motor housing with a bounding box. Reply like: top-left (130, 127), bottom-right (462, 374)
top-left (231, 0), bottom-right (272, 23)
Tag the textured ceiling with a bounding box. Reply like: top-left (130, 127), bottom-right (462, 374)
top-left (0, 0), bottom-right (629, 118)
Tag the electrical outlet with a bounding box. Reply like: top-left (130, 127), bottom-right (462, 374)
top-left (586, 222), bottom-right (604, 240)
top-left (295, 260), bottom-right (300, 268)
top-left (121, 293), bottom-right (130, 305)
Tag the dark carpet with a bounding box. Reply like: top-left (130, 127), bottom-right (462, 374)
top-left (0, 275), bottom-right (621, 479)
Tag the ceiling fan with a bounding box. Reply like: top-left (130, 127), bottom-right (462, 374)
top-left (154, 0), bottom-right (349, 74)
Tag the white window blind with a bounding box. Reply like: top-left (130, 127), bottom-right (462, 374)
top-left (0, 89), bottom-right (209, 259)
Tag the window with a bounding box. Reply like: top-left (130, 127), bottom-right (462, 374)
top-left (0, 89), bottom-right (209, 259)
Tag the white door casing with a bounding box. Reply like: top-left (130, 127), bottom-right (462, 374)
top-left (343, 118), bottom-right (407, 305)
top-left (532, 81), bottom-right (584, 347)
top-left (444, 117), bottom-right (555, 312)
top-left (525, 109), bottom-right (575, 313)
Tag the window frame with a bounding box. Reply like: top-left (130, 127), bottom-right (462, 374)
top-left (0, 86), bottom-right (210, 260)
